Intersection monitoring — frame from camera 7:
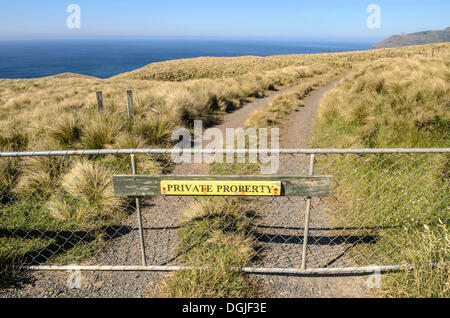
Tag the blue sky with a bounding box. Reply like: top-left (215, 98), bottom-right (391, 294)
top-left (0, 0), bottom-right (449, 42)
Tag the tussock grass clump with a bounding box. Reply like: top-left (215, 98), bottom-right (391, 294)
top-left (60, 159), bottom-right (117, 205)
top-left (81, 115), bottom-right (123, 149)
top-left (15, 156), bottom-right (73, 197)
top-left (47, 113), bottom-right (83, 148)
top-left (106, 133), bottom-right (165, 174)
top-left (134, 116), bottom-right (174, 146)
top-left (0, 256), bottom-right (25, 289)
top-left (0, 124), bottom-right (28, 152)
top-left (45, 160), bottom-right (125, 228)
top-left (179, 198), bottom-right (254, 254)
top-left (162, 85), bottom-right (222, 128)
top-left (163, 232), bottom-right (257, 298)
top-left (161, 198), bottom-right (258, 298)
top-left (0, 158), bottom-right (20, 204)
top-left (113, 132), bottom-right (148, 149)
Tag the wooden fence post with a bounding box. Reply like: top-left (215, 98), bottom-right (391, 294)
top-left (96, 91), bottom-right (103, 114)
top-left (126, 89), bottom-right (135, 120)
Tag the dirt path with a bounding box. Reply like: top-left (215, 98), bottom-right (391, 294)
top-left (280, 77), bottom-right (339, 148)
top-left (217, 86), bottom-right (297, 131)
top-left (176, 85), bottom-right (301, 175)
top-left (255, 75), bottom-right (371, 298)
top-left (1, 74), bottom-right (371, 298)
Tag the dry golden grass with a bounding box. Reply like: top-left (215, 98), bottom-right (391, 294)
top-left (312, 47), bottom-right (450, 148)
top-left (114, 55), bottom-right (339, 81)
top-left (0, 64), bottom-right (333, 153)
top-left (160, 198), bottom-right (258, 298)
top-left (1, 42), bottom-right (446, 155)
top-left (45, 159), bottom-right (126, 228)
top-left (246, 69), bottom-right (343, 128)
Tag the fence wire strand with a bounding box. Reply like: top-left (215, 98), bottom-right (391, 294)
top-left (0, 149), bottom-right (448, 273)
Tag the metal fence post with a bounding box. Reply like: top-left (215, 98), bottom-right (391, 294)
top-left (301, 154), bottom-right (315, 270)
top-left (131, 154), bottom-right (147, 266)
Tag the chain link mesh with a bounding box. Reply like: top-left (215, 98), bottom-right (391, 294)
top-left (0, 150), bottom-right (448, 272)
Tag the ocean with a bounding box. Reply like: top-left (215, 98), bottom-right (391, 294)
top-left (0, 39), bottom-right (371, 79)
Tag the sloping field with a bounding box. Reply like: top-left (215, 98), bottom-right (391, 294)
top-left (310, 47), bottom-right (449, 297)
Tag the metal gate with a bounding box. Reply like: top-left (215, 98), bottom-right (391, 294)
top-left (1, 148), bottom-right (448, 274)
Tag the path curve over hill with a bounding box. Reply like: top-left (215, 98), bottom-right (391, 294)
top-left (258, 74), bottom-right (371, 298)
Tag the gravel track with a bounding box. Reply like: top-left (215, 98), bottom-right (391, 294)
top-left (254, 76), bottom-right (370, 297)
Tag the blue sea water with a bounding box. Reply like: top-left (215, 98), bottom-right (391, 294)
top-left (0, 39), bottom-right (371, 79)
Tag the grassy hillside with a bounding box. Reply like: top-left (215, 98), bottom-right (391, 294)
top-left (310, 46), bottom-right (449, 297)
top-left (0, 61), bottom-right (339, 153)
top-left (114, 54), bottom-right (350, 81)
top-left (1, 43), bottom-right (445, 154)
top-left (312, 55), bottom-right (449, 149)
top-left (372, 27), bottom-right (450, 49)
top-left (1, 42), bottom-right (449, 296)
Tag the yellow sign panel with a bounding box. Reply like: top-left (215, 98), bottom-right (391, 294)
top-left (160, 180), bottom-right (281, 196)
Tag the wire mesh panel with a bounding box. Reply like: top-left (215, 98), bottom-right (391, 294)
top-left (0, 149), bottom-right (448, 273)
top-left (311, 152), bottom-right (449, 269)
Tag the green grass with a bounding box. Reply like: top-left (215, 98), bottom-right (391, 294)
top-left (161, 157), bottom-right (262, 298)
top-left (163, 267), bottom-right (258, 298)
top-left (376, 221), bottom-right (449, 298)
top-left (0, 194), bottom-right (121, 262)
top-left (160, 198), bottom-right (259, 298)
top-left (0, 193), bottom-right (116, 288)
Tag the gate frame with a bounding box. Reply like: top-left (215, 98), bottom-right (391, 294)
top-left (2, 148), bottom-right (449, 275)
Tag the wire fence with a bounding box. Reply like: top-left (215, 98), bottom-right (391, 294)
top-left (0, 148), bottom-right (448, 274)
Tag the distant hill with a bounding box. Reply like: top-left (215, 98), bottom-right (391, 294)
top-left (372, 27), bottom-right (450, 49)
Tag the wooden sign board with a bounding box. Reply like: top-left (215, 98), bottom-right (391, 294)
top-left (113, 175), bottom-right (332, 197)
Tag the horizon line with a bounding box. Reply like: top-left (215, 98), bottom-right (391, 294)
top-left (0, 35), bottom-right (377, 44)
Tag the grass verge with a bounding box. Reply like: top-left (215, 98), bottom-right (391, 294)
top-left (159, 159), bottom-right (261, 298)
top-left (310, 50), bottom-right (449, 297)
top-left (246, 69), bottom-right (344, 129)
top-left (160, 198), bottom-right (259, 298)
